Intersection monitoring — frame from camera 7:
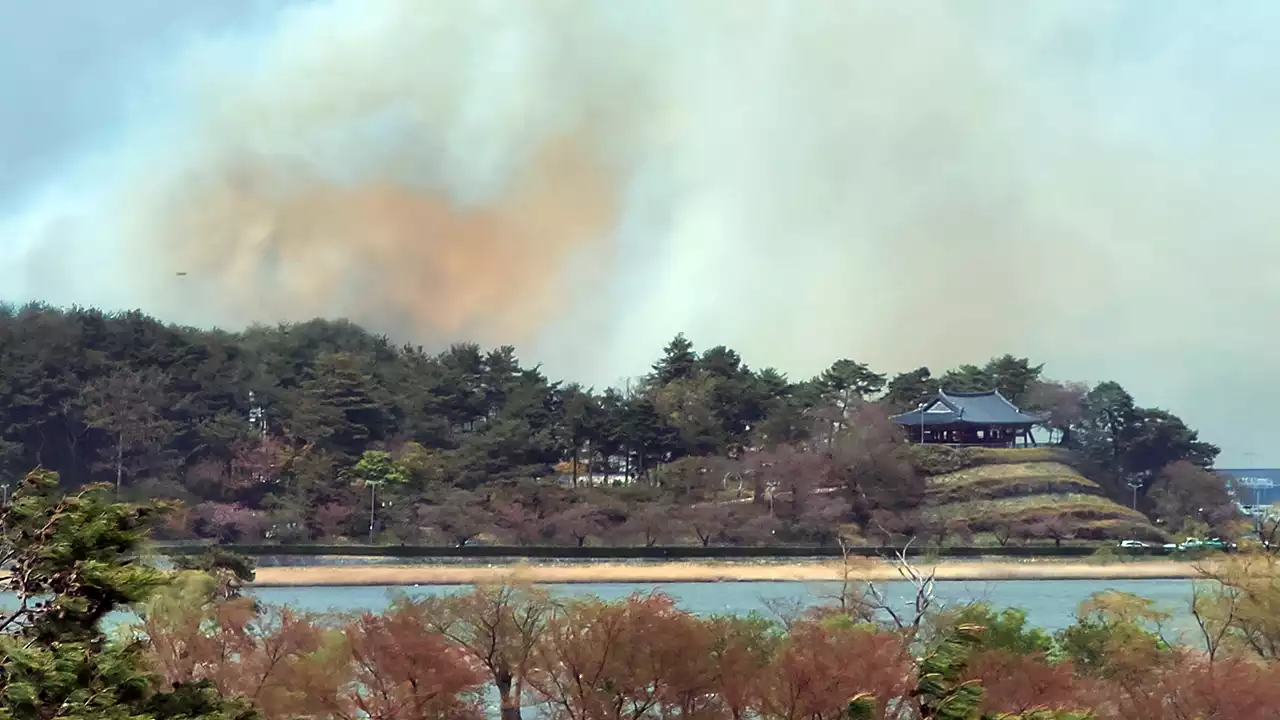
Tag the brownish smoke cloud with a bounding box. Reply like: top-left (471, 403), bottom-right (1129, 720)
top-left (153, 136), bottom-right (616, 344)
top-left (9, 0), bottom-right (1280, 465)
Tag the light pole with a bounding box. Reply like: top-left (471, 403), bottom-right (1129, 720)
top-left (1127, 480), bottom-right (1142, 511)
top-left (919, 402), bottom-right (926, 444)
top-left (367, 480), bottom-right (382, 544)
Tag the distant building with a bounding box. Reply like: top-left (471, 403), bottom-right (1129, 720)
top-left (1218, 469), bottom-right (1280, 509)
top-left (890, 389), bottom-right (1043, 447)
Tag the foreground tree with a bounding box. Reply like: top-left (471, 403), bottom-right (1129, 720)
top-left (528, 592), bottom-right (722, 720)
top-left (140, 573), bottom-right (341, 720)
top-left (339, 602), bottom-right (487, 720)
top-left (0, 468), bottom-right (256, 719)
top-left (415, 582), bottom-right (553, 720)
top-left (756, 619), bottom-right (912, 720)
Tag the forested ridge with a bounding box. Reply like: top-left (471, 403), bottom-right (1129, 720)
top-left (0, 304), bottom-right (1231, 545)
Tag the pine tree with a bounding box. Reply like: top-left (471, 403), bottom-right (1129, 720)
top-left (0, 468), bottom-right (258, 720)
top-left (651, 334), bottom-right (698, 385)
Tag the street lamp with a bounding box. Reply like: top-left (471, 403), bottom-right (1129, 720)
top-left (367, 480), bottom-right (383, 544)
top-left (1126, 480), bottom-right (1142, 511)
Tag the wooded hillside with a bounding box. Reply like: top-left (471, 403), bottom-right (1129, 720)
top-left (0, 304), bottom-right (1232, 545)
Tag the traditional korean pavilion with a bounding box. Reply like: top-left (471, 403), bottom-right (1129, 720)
top-left (890, 389), bottom-right (1044, 447)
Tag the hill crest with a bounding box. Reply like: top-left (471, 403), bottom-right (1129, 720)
top-left (912, 446), bottom-right (1164, 542)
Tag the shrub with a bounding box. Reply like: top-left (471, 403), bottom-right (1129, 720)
top-left (906, 445), bottom-right (977, 475)
top-left (1089, 545), bottom-right (1121, 564)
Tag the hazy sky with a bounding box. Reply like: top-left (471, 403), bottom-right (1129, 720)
top-left (2, 1), bottom-right (1280, 466)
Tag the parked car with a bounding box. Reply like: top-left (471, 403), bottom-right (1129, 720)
top-left (1118, 540), bottom-right (1149, 548)
top-left (1203, 537), bottom-right (1238, 551)
top-left (1170, 537), bottom-right (1237, 552)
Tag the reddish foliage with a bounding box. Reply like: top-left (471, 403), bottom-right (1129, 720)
top-left (1024, 380), bottom-right (1088, 442)
top-left (832, 404), bottom-right (922, 520)
top-left (228, 435), bottom-right (289, 489)
top-left (138, 575), bottom-right (1280, 720)
top-left (680, 503), bottom-right (734, 547)
top-left (755, 620), bottom-right (914, 720)
top-left (313, 501), bottom-right (354, 540)
top-left (528, 592), bottom-right (720, 720)
top-left (146, 600), bottom-right (339, 720)
top-left (755, 445), bottom-right (834, 520)
top-left (1149, 461), bottom-right (1239, 534)
top-left (792, 493), bottom-right (851, 544)
top-left (722, 506), bottom-right (783, 546)
top-left (966, 650), bottom-right (1090, 716)
top-left (547, 503), bottom-right (605, 547)
top-left (192, 501), bottom-right (267, 542)
top-left (159, 503), bottom-right (196, 540)
top-left (1097, 652), bottom-right (1280, 720)
top-left (339, 603), bottom-right (487, 720)
top-left (418, 490), bottom-right (494, 547)
top-left (493, 501), bottom-right (546, 545)
top-left (866, 509), bottom-right (903, 545)
top-left (621, 503), bottom-right (678, 546)
top-left (706, 616), bottom-right (778, 720)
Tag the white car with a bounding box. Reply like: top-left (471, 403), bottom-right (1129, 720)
top-left (1118, 540), bottom-right (1149, 548)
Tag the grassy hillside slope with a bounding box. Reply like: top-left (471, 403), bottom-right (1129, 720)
top-left (910, 446), bottom-right (1164, 542)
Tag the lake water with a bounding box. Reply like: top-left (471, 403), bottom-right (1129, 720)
top-left (1, 578), bottom-right (1201, 635)
top-left (253, 578), bottom-right (1202, 635)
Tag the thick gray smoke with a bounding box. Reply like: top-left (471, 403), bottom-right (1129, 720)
top-left (3, 0), bottom-right (1280, 464)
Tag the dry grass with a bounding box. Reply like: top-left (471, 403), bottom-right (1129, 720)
top-left (967, 446), bottom-right (1077, 466)
top-left (917, 448), bottom-right (1158, 541)
top-left (247, 559), bottom-right (1206, 587)
top-left (1072, 518), bottom-right (1167, 542)
top-left (928, 461), bottom-right (1095, 487)
top-left (936, 493), bottom-right (1146, 522)
top-left (933, 493), bottom-right (1153, 540)
top-left (926, 461), bottom-right (1100, 504)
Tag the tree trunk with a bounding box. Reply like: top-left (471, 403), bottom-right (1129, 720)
top-left (115, 432), bottom-right (123, 495)
top-left (571, 446), bottom-right (579, 488)
top-left (497, 671), bottom-right (521, 720)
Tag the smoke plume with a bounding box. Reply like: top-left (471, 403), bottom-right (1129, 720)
top-left (3, 1), bottom-right (1280, 464)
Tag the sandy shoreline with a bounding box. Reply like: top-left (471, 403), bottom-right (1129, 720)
top-left (249, 559), bottom-right (1208, 587)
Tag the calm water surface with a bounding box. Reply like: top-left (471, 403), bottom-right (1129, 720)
top-left (254, 579), bottom-right (1200, 634)
top-left (0, 579), bottom-right (1200, 634)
